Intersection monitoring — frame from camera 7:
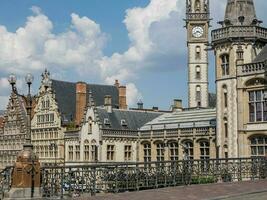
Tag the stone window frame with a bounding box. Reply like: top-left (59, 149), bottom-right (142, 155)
top-left (155, 142), bottom-right (165, 162)
top-left (84, 140), bottom-right (90, 161)
top-left (107, 144), bottom-right (115, 161)
top-left (124, 145), bottom-right (132, 161)
top-left (182, 140), bottom-right (194, 160)
top-left (143, 142), bottom-right (151, 163)
top-left (248, 90), bottom-right (267, 122)
top-left (250, 135), bottom-right (267, 156)
top-left (220, 54), bottom-right (230, 76)
top-left (168, 141), bottom-right (179, 161)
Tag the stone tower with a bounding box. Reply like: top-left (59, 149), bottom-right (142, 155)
top-left (211, 0), bottom-right (266, 158)
top-left (185, 0), bottom-right (210, 108)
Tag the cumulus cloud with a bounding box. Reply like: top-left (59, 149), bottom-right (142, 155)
top-left (1, 0), bottom-right (264, 110)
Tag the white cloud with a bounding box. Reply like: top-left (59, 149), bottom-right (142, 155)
top-left (0, 0), bottom-right (265, 110)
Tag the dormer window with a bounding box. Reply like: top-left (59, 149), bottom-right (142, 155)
top-left (104, 118), bottom-right (110, 125)
top-left (121, 119), bottom-right (127, 127)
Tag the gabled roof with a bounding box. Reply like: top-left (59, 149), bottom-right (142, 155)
top-left (253, 45), bottom-right (267, 63)
top-left (96, 107), bottom-right (162, 131)
top-left (51, 80), bottom-right (119, 123)
top-left (140, 108), bottom-right (216, 131)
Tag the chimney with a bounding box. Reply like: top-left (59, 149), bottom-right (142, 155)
top-left (75, 82), bottom-right (87, 125)
top-left (172, 99), bottom-right (183, 112)
top-left (137, 100), bottom-right (143, 110)
top-left (119, 85), bottom-right (127, 110)
top-left (104, 95), bottom-right (112, 113)
top-left (152, 106), bottom-right (159, 111)
top-left (114, 79), bottom-right (120, 88)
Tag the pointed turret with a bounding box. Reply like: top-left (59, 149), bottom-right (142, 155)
top-left (223, 0), bottom-right (259, 26)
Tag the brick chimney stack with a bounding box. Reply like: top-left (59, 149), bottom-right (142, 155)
top-left (75, 82), bottom-right (87, 125)
top-left (114, 80), bottom-right (127, 110)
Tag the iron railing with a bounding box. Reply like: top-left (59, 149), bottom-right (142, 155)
top-left (41, 157), bottom-right (267, 199)
top-left (0, 166), bottom-right (13, 199)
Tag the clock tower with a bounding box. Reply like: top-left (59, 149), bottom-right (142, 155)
top-left (185, 0), bottom-right (210, 108)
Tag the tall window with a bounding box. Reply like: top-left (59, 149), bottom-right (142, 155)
top-left (183, 141), bottom-right (194, 160)
top-left (250, 136), bottom-right (267, 156)
top-left (223, 85), bottom-right (228, 108)
top-left (195, 46), bottom-right (201, 60)
top-left (107, 145), bottom-right (115, 161)
top-left (200, 141), bottom-right (210, 160)
top-left (221, 54), bottom-right (229, 76)
top-left (124, 145), bottom-right (132, 161)
top-left (75, 145), bottom-right (80, 161)
top-left (91, 144), bottom-right (97, 162)
top-left (68, 146), bottom-right (73, 161)
top-left (196, 66), bottom-right (201, 79)
top-left (169, 142), bottom-right (179, 161)
top-left (88, 117), bottom-right (92, 134)
top-left (84, 140), bottom-right (90, 161)
top-left (144, 143), bottom-right (151, 162)
top-left (224, 118), bottom-right (228, 139)
top-left (249, 90), bottom-right (267, 122)
top-left (196, 85), bottom-right (201, 107)
top-left (156, 143), bottom-right (165, 161)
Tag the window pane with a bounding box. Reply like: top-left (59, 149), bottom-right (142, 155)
top-left (256, 91), bottom-right (262, 101)
top-left (251, 146), bottom-right (257, 155)
top-left (258, 146), bottom-right (264, 155)
top-left (249, 92), bottom-right (254, 102)
top-left (256, 103), bottom-right (262, 121)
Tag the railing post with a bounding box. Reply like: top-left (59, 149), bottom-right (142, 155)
top-left (60, 167), bottom-right (64, 199)
top-left (136, 163), bottom-right (139, 191)
top-left (91, 166), bottom-right (96, 196)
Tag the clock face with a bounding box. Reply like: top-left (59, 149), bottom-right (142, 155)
top-left (192, 26), bottom-right (204, 38)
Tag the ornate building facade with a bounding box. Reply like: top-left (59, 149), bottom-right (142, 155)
top-left (138, 107), bottom-right (216, 162)
top-left (211, 0), bottom-right (267, 158)
top-left (0, 92), bottom-right (27, 169)
top-left (186, 0), bottom-right (210, 108)
top-left (64, 95), bottom-right (162, 164)
top-left (31, 70), bottom-right (127, 165)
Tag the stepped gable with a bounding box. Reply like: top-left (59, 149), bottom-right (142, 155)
top-left (97, 108), bottom-right (162, 131)
top-left (51, 79), bottom-right (119, 123)
top-left (224, 0), bottom-right (258, 26)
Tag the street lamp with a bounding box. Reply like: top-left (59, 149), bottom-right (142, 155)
top-left (8, 73), bottom-right (41, 199)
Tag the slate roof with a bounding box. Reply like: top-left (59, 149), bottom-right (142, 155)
top-left (51, 80), bottom-right (119, 123)
top-left (140, 108), bottom-right (216, 131)
top-left (253, 45), bottom-right (267, 63)
top-left (96, 108), bottom-right (163, 131)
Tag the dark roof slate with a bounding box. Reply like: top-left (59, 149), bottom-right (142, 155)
top-left (97, 108), bottom-right (162, 131)
top-left (51, 80), bottom-right (119, 123)
top-left (253, 45), bottom-right (267, 63)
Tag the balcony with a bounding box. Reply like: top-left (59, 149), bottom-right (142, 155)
top-left (238, 62), bottom-right (266, 76)
top-left (211, 26), bottom-right (267, 43)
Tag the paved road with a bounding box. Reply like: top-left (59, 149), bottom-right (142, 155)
top-left (77, 180), bottom-right (267, 200)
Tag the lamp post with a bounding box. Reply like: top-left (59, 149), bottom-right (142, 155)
top-left (7, 73), bottom-right (41, 199)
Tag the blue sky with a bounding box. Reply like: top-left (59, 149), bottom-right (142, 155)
top-left (0, 0), bottom-right (266, 110)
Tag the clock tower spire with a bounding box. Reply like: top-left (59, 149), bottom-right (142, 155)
top-left (185, 0), bottom-right (210, 108)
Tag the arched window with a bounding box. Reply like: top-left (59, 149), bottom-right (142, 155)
top-left (196, 66), bottom-right (201, 79)
top-left (183, 141), bottom-right (194, 160)
top-left (250, 135), bottom-right (267, 156)
top-left (196, 85), bottom-right (201, 107)
top-left (195, 46), bottom-right (201, 60)
top-left (143, 143), bottom-right (151, 162)
top-left (221, 54), bottom-right (229, 76)
top-left (84, 140), bottom-right (90, 161)
top-left (168, 142), bottom-right (178, 161)
top-left (223, 85), bottom-right (228, 108)
top-left (224, 117), bottom-right (228, 139)
top-left (88, 117), bottom-right (93, 134)
top-left (156, 142), bottom-right (164, 161)
top-left (200, 141), bottom-right (210, 160)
